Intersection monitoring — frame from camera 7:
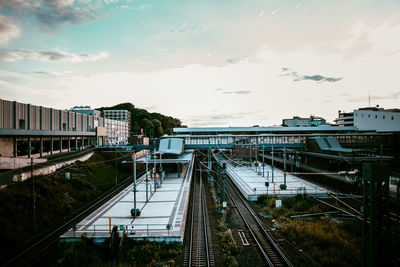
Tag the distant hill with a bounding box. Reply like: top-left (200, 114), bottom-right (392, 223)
top-left (97, 103), bottom-right (185, 137)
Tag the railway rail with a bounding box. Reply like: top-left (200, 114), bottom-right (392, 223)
top-left (185, 162), bottom-right (215, 267)
top-left (329, 193), bottom-right (400, 223)
top-left (2, 170), bottom-right (146, 267)
top-left (225, 169), bottom-right (294, 267)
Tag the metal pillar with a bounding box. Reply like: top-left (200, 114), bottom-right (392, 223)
top-left (208, 148), bottom-right (212, 181)
top-left (283, 147), bottom-right (286, 186)
top-left (68, 137), bottom-right (71, 152)
top-left (28, 138), bottom-right (31, 158)
top-left (13, 137), bottom-right (17, 157)
top-left (50, 137), bottom-right (53, 155)
top-left (262, 146), bottom-right (265, 177)
top-left (75, 137), bottom-right (78, 150)
top-left (362, 163), bottom-right (390, 267)
top-left (271, 146), bottom-right (274, 183)
top-left (133, 153), bottom-right (137, 218)
top-left (145, 150), bottom-right (149, 202)
top-left (40, 138), bottom-right (43, 158)
top-left (59, 138), bottom-right (62, 152)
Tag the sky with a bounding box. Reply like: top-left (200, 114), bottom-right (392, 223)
top-left (0, 0), bottom-right (400, 127)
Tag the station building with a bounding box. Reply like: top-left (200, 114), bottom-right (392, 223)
top-left (0, 99), bottom-right (110, 171)
top-left (282, 115), bottom-right (327, 127)
top-left (335, 106), bottom-right (400, 132)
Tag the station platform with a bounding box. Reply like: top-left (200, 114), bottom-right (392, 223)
top-left (215, 153), bottom-right (330, 201)
top-left (61, 154), bottom-right (194, 244)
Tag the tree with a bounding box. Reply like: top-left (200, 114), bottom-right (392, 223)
top-left (152, 119), bottom-right (164, 137)
top-left (142, 118), bottom-right (154, 137)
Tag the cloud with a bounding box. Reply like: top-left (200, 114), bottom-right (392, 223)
top-left (0, 0), bottom-right (100, 31)
top-left (347, 91), bottom-right (400, 102)
top-left (280, 68), bottom-right (342, 83)
top-left (0, 49), bottom-right (109, 62)
top-left (33, 70), bottom-right (71, 76)
top-left (0, 16), bottom-right (20, 45)
top-left (216, 88), bottom-right (251, 95)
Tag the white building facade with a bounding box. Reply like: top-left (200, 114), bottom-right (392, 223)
top-left (354, 107), bottom-right (400, 132)
top-left (103, 110), bottom-right (131, 145)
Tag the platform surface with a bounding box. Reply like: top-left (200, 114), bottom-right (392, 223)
top-left (216, 154), bottom-right (330, 200)
top-left (61, 156), bottom-right (194, 243)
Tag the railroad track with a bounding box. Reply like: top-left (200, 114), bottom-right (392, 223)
top-left (330, 193), bottom-right (400, 223)
top-left (225, 175), bottom-right (294, 267)
top-left (2, 170), bottom-right (145, 267)
top-left (185, 163), bottom-right (215, 267)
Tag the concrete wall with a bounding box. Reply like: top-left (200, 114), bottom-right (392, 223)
top-left (0, 157), bottom-right (47, 169)
top-left (11, 151), bottom-right (94, 183)
top-left (0, 138), bottom-right (13, 157)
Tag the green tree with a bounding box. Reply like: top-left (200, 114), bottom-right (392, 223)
top-left (142, 118), bottom-right (154, 137)
top-left (152, 119), bottom-right (164, 137)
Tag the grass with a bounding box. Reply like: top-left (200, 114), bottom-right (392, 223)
top-left (0, 152), bottom-right (133, 259)
top-left (57, 228), bottom-right (182, 266)
top-left (254, 194), bottom-right (363, 267)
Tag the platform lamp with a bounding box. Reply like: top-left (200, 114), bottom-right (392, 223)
top-left (265, 181), bottom-right (269, 207)
top-left (122, 152), bottom-right (138, 218)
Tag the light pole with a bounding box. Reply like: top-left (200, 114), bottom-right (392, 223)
top-left (271, 146), bottom-right (274, 183)
top-left (145, 150), bottom-right (149, 202)
top-left (133, 152), bottom-right (137, 218)
top-left (262, 146), bottom-right (265, 177)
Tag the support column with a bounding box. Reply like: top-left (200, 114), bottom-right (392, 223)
top-left (75, 137), bottom-right (78, 150)
top-left (68, 137), bottom-right (71, 152)
top-left (50, 137), bottom-right (53, 155)
top-left (39, 106), bottom-right (43, 130)
top-left (28, 138), bottom-right (31, 158)
top-left (13, 137), bottom-right (17, 157)
top-left (40, 138), bottom-right (43, 158)
top-left (60, 138), bottom-right (62, 153)
top-left (27, 104), bottom-right (31, 130)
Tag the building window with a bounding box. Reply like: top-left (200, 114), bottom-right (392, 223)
top-left (368, 114), bottom-right (370, 118)
top-left (19, 119), bottom-right (25, 129)
top-left (383, 115), bottom-right (385, 119)
top-left (392, 116), bottom-right (394, 120)
top-left (375, 115), bottom-right (377, 119)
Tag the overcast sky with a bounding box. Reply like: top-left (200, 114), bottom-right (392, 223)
top-left (1, 0), bottom-right (399, 127)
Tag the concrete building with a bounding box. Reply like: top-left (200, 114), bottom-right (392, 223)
top-left (335, 111), bottom-right (355, 127)
top-left (353, 107), bottom-right (400, 132)
top-left (0, 98), bottom-right (107, 169)
top-left (335, 106), bottom-right (400, 132)
top-left (70, 106), bottom-right (101, 118)
top-left (282, 115), bottom-right (327, 127)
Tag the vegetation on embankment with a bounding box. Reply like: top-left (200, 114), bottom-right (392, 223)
top-left (97, 102), bottom-right (185, 137)
top-left (57, 227), bottom-right (181, 266)
top-left (254, 194), bottom-right (362, 267)
top-left (0, 152), bottom-right (133, 260)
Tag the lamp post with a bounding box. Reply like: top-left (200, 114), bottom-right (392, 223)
top-left (133, 152), bottom-right (137, 218)
top-left (145, 150), bottom-right (149, 202)
top-left (262, 146), bottom-right (265, 177)
top-left (271, 146), bottom-right (274, 183)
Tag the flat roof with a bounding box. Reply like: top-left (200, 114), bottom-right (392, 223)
top-left (173, 126), bottom-right (358, 133)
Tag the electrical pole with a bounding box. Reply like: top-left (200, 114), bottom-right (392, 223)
top-left (262, 146), bottom-right (265, 177)
top-left (284, 147), bottom-right (287, 186)
top-left (272, 146), bottom-right (274, 183)
top-left (133, 153), bottom-right (136, 218)
top-left (145, 150), bottom-right (148, 202)
top-left (31, 158), bottom-right (36, 225)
